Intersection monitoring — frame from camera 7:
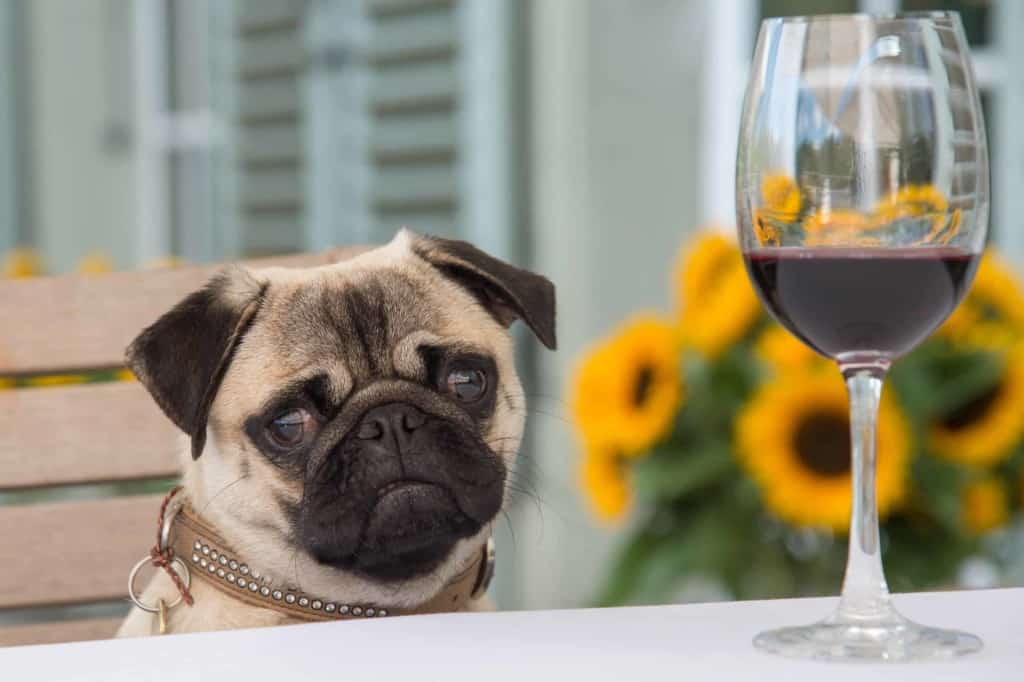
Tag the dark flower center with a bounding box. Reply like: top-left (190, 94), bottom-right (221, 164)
top-left (794, 413), bottom-right (851, 477)
top-left (633, 365), bottom-right (655, 407)
top-left (941, 383), bottom-right (1001, 430)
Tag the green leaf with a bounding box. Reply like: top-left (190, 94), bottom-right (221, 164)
top-left (909, 454), bottom-right (965, 532)
top-left (593, 526), bottom-right (668, 607)
top-left (891, 346), bottom-right (1004, 423)
top-left (734, 536), bottom-right (800, 599)
top-left (673, 349), bottom-right (760, 441)
top-left (882, 516), bottom-right (975, 590)
top-left (633, 444), bottom-right (737, 501)
top-left (594, 500), bottom-right (748, 606)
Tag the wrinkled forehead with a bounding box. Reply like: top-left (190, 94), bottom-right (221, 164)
top-left (223, 261), bottom-right (511, 405)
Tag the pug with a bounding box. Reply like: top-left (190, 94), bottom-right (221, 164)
top-left (117, 230), bottom-right (555, 637)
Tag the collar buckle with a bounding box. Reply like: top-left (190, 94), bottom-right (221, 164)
top-left (158, 488), bottom-right (186, 552)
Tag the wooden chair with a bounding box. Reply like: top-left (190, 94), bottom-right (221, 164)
top-left (0, 248), bottom-right (366, 647)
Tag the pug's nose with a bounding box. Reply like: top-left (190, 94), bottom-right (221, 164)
top-left (355, 403), bottom-right (426, 453)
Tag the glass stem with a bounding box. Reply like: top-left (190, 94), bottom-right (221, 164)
top-left (836, 366), bottom-right (894, 622)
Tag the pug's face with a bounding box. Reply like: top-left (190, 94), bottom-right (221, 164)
top-left (127, 231), bottom-right (555, 606)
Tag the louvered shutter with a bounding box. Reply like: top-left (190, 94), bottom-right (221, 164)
top-left (367, 0), bottom-right (460, 241)
top-left (230, 0), bottom-right (506, 253)
top-left (235, 0), bottom-right (307, 256)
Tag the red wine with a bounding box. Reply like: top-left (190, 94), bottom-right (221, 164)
top-left (744, 248), bottom-right (979, 360)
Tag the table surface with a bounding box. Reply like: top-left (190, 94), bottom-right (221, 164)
top-left (2, 588), bottom-right (1020, 681)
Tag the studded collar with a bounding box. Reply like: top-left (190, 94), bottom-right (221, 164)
top-left (171, 500), bottom-right (495, 622)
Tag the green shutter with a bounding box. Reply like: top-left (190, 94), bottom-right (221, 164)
top-left (230, 0), bottom-right (509, 251)
top-left (368, 0), bottom-right (460, 240)
top-left (235, 0), bottom-right (306, 255)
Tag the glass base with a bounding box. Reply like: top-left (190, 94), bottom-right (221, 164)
top-left (753, 611), bottom-right (983, 662)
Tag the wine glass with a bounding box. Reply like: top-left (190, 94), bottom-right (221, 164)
top-left (736, 12), bottom-right (988, 661)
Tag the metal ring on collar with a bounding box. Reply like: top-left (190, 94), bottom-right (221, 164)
top-left (128, 556), bottom-right (191, 613)
top-left (158, 491), bottom-right (185, 552)
top-left (471, 537), bottom-right (496, 599)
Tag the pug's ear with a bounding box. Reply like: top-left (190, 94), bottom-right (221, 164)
top-left (126, 267), bottom-right (267, 459)
top-left (407, 231), bottom-right (557, 350)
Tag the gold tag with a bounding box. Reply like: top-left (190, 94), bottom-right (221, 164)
top-left (157, 598), bottom-right (169, 635)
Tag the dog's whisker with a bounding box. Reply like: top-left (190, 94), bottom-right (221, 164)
top-left (504, 482), bottom-right (542, 505)
top-left (289, 546), bottom-right (302, 589)
top-left (503, 402), bottom-right (572, 425)
top-left (500, 509), bottom-right (518, 552)
top-left (486, 437), bottom-right (524, 450)
top-left (524, 395), bottom-right (569, 407)
top-left (197, 474), bottom-right (249, 518)
top-left (505, 390), bottom-right (568, 408)
top-left (502, 478), bottom-right (547, 520)
top-left (525, 408), bottom-right (570, 424)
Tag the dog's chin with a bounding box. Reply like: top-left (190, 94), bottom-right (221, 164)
top-left (316, 482), bottom-right (483, 582)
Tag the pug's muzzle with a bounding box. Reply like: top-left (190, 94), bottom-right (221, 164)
top-left (298, 383), bottom-right (505, 581)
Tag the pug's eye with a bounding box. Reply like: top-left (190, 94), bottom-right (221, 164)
top-left (266, 408), bottom-right (316, 449)
top-left (445, 368), bottom-right (487, 403)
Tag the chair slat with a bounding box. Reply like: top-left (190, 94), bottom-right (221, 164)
top-left (0, 247), bottom-right (369, 375)
top-left (0, 495), bottom-right (164, 609)
top-left (0, 382), bottom-right (180, 491)
top-left (0, 617), bottom-right (122, 648)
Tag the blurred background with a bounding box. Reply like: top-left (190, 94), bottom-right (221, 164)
top-left (2, 0), bottom-right (1022, 612)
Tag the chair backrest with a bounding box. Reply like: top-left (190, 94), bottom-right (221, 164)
top-left (0, 248), bottom-right (367, 647)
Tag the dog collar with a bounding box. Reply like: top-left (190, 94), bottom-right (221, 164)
top-left (136, 488), bottom-right (495, 623)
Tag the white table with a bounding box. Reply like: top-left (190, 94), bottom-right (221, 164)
top-left (2, 588), bottom-right (1020, 681)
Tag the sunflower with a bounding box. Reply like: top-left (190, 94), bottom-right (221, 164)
top-left (735, 371), bottom-right (910, 531)
top-left (761, 173), bottom-right (802, 217)
top-left (755, 325), bottom-right (825, 375)
top-left (961, 478), bottom-right (1009, 535)
top-left (941, 251), bottom-right (1024, 347)
top-left (956, 321), bottom-right (1019, 352)
top-left (753, 211), bottom-right (782, 247)
top-left (580, 442), bottom-right (631, 523)
top-left (570, 314), bottom-right (682, 456)
top-left (874, 184), bottom-right (956, 245)
top-left (930, 347), bottom-right (1024, 467)
top-left (803, 209), bottom-right (876, 247)
top-left (77, 251), bottom-right (113, 274)
top-left (3, 248), bottom-right (42, 278)
top-left (675, 232), bottom-right (762, 358)
top-left (754, 174), bottom-right (802, 246)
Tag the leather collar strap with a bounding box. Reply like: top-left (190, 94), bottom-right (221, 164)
top-left (170, 504), bottom-right (493, 622)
